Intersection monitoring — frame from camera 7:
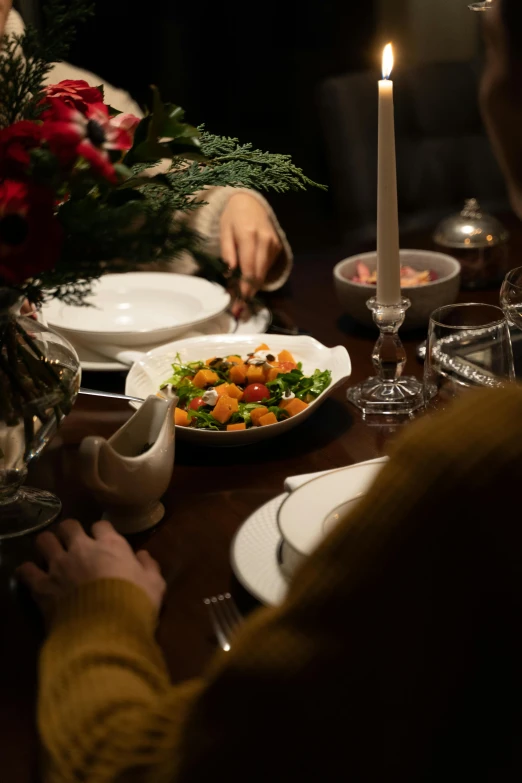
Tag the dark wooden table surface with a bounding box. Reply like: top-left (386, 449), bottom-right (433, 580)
top-left (1, 217), bottom-right (520, 781)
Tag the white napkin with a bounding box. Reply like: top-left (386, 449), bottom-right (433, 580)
top-left (284, 456), bottom-right (389, 493)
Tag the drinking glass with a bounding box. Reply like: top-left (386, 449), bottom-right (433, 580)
top-left (500, 266), bottom-right (522, 330)
top-left (468, 0), bottom-right (494, 11)
top-left (424, 303), bottom-right (514, 409)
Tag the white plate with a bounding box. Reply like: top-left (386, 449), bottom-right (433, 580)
top-left (231, 493), bottom-right (289, 606)
top-left (125, 334), bottom-right (352, 445)
top-left (41, 273), bottom-right (231, 347)
top-left (55, 308), bottom-right (272, 372)
top-left (231, 459), bottom-right (388, 605)
top-left (277, 459), bottom-right (387, 556)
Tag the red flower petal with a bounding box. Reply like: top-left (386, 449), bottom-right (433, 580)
top-left (77, 140), bottom-right (117, 183)
top-left (0, 181), bottom-right (62, 285)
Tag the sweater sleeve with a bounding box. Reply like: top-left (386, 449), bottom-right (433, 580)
top-left (38, 579), bottom-right (204, 783)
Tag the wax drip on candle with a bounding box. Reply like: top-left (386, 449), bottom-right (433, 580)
top-left (382, 43), bottom-right (394, 81)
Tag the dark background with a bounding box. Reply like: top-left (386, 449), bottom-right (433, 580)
top-left (37, 0), bottom-right (377, 252)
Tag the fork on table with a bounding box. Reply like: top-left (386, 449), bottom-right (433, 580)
top-left (203, 593), bottom-right (243, 652)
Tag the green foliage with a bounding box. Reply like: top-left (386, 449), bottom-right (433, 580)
top-left (197, 131), bottom-right (326, 194)
top-left (266, 368), bottom-right (332, 403)
top-left (124, 87), bottom-right (202, 165)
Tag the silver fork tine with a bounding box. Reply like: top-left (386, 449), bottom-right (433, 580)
top-left (203, 597), bottom-right (232, 652)
top-left (221, 593), bottom-right (242, 630)
top-left (203, 593), bottom-right (243, 652)
top-left (212, 595), bottom-right (236, 641)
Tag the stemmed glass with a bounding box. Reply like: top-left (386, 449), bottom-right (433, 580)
top-left (468, 0), bottom-right (494, 11)
top-left (424, 303), bottom-right (514, 409)
top-left (500, 267), bottom-right (522, 330)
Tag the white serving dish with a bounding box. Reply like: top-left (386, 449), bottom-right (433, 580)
top-left (333, 250), bottom-right (461, 331)
top-left (126, 333), bottom-right (352, 445)
top-left (41, 272), bottom-right (231, 347)
top-left (64, 309), bottom-right (272, 372)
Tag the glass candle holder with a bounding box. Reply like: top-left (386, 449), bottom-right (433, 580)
top-left (346, 297), bottom-right (424, 417)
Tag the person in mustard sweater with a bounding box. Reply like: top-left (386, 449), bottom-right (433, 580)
top-left (18, 386), bottom-right (522, 781)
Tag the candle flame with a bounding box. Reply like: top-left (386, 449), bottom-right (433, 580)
top-left (382, 43), bottom-right (394, 80)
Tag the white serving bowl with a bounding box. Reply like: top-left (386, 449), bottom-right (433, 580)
top-left (126, 334), bottom-right (352, 445)
top-left (333, 250), bottom-right (461, 330)
top-left (41, 272), bottom-right (231, 347)
top-left (277, 459), bottom-right (387, 578)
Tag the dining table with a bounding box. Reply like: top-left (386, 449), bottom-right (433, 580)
top-left (1, 213), bottom-right (520, 782)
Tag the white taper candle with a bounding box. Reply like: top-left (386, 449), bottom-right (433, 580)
top-left (377, 44), bottom-right (401, 306)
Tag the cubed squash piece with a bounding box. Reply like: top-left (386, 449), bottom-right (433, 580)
top-left (174, 407), bottom-right (191, 427)
top-left (229, 363), bottom-right (247, 385)
top-left (246, 364), bottom-right (265, 384)
top-left (259, 412), bottom-right (278, 426)
top-left (279, 398), bottom-right (292, 410)
top-left (226, 383), bottom-right (244, 400)
top-left (255, 342), bottom-right (270, 352)
top-left (278, 349), bottom-right (295, 364)
top-left (211, 395), bottom-right (239, 424)
top-left (226, 355), bottom-right (243, 365)
top-left (284, 398), bottom-right (309, 417)
top-left (214, 382), bottom-right (230, 397)
top-left (205, 357), bottom-right (216, 366)
top-left (265, 366), bottom-right (281, 382)
top-left (193, 369), bottom-right (219, 388)
top-left (227, 423), bottom-right (246, 431)
top-left (251, 406), bottom-right (269, 426)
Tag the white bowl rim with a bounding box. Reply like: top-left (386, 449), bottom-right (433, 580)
top-left (126, 332), bottom-right (352, 439)
top-left (333, 249), bottom-right (461, 291)
top-left (277, 458), bottom-right (389, 556)
top-left (43, 272), bottom-right (231, 339)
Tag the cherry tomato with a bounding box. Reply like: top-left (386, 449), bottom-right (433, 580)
top-left (243, 383), bottom-right (270, 403)
top-left (278, 361), bottom-right (296, 374)
top-left (188, 397), bottom-right (205, 411)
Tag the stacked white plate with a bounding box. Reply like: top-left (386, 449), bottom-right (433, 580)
top-left (231, 458), bottom-right (388, 605)
top-left (40, 272), bottom-right (271, 371)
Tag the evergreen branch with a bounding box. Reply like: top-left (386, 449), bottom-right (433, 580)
top-left (198, 131), bottom-right (326, 193)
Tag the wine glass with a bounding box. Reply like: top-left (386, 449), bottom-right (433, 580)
top-left (500, 266), bottom-right (522, 330)
top-left (468, 0), bottom-right (494, 11)
top-left (424, 303), bottom-right (514, 409)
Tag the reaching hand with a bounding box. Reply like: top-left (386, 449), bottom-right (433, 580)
top-left (17, 520), bottom-right (166, 622)
top-left (220, 193), bottom-right (282, 309)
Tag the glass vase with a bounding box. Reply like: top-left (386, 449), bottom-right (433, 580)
top-left (0, 290), bottom-right (81, 539)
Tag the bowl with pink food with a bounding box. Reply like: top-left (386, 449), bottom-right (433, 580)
top-left (333, 249), bottom-right (461, 330)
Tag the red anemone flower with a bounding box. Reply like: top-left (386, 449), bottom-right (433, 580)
top-left (41, 99), bottom-right (135, 183)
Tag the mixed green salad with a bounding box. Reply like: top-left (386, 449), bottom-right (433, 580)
top-left (158, 344), bottom-right (332, 431)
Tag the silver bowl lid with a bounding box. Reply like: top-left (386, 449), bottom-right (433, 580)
top-left (433, 199), bottom-right (509, 249)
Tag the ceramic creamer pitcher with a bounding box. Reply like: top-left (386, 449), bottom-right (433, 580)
top-left (79, 395), bottom-right (175, 534)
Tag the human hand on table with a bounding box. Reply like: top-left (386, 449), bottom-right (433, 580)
top-left (220, 193), bottom-right (282, 314)
top-left (17, 520), bottom-right (166, 622)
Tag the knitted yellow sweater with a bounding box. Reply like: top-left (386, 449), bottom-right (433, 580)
top-left (39, 387), bottom-right (522, 782)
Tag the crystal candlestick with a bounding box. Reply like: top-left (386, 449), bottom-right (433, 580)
top-left (347, 297), bottom-right (424, 417)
